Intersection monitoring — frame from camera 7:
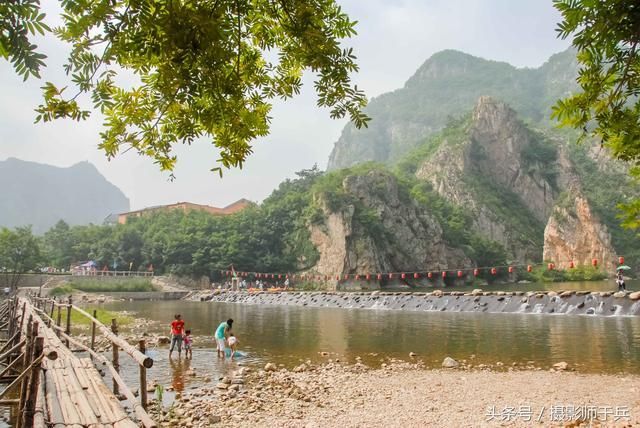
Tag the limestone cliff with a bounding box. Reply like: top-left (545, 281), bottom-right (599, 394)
top-left (543, 190), bottom-right (617, 272)
top-left (415, 97), bottom-right (556, 261)
top-left (309, 170), bottom-right (470, 287)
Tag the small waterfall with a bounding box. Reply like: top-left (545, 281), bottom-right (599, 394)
top-left (201, 290), bottom-right (639, 317)
top-left (370, 300), bottom-right (389, 310)
top-left (613, 305), bottom-right (624, 316)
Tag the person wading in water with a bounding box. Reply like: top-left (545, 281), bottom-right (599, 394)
top-left (169, 314), bottom-right (185, 358)
top-left (215, 318), bottom-right (233, 358)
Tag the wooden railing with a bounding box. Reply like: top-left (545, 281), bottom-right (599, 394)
top-left (26, 294), bottom-right (156, 427)
top-left (31, 296), bottom-right (156, 427)
top-left (72, 270), bottom-right (154, 278)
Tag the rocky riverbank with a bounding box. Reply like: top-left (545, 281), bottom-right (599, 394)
top-left (189, 289), bottom-right (640, 316)
top-left (152, 359), bottom-right (640, 427)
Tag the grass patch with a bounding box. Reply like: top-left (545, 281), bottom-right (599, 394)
top-left (517, 265), bottom-right (607, 283)
top-left (68, 278), bottom-right (155, 293)
top-left (49, 284), bottom-right (73, 296)
top-left (70, 307), bottom-right (133, 326)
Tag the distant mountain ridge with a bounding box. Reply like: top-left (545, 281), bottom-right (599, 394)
top-left (0, 158), bottom-right (129, 234)
top-left (327, 48), bottom-right (578, 170)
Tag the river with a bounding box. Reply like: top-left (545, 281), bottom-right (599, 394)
top-left (103, 286), bottom-right (640, 399)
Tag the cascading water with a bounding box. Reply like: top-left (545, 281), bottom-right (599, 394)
top-left (198, 290), bottom-right (640, 317)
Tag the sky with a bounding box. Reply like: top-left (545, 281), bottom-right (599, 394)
top-left (0, 0), bottom-right (570, 210)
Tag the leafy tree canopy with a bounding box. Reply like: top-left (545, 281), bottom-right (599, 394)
top-left (552, 0), bottom-right (640, 226)
top-left (1, 0), bottom-right (368, 174)
top-left (0, 226), bottom-right (42, 289)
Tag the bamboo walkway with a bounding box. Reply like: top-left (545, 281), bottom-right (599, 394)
top-left (0, 296), bottom-right (156, 427)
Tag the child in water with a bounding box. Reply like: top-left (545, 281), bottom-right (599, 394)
top-left (183, 329), bottom-right (193, 359)
top-left (228, 333), bottom-right (239, 360)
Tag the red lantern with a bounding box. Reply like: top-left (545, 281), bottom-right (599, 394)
top-left (427, 272), bottom-right (433, 279)
top-left (278, 274), bottom-right (282, 279)
top-left (569, 261), bottom-right (575, 269)
top-left (366, 274), bottom-right (371, 281)
top-left (344, 274), bottom-right (349, 280)
top-left (508, 266), bottom-right (514, 273)
top-left (527, 265), bottom-right (532, 272)
top-left (592, 258), bottom-right (598, 267)
top-left (490, 268), bottom-right (497, 275)
top-left (414, 272), bottom-right (419, 279)
top-left (336, 275), bottom-right (340, 281)
top-left (547, 263), bottom-right (554, 271)
top-left (442, 271), bottom-right (446, 278)
top-left (389, 273), bottom-right (394, 279)
top-left (619, 256), bottom-right (625, 265)
top-left (473, 268), bottom-right (479, 276)
top-left (355, 274), bottom-right (360, 280)
top-left (401, 273), bottom-right (406, 279)
top-left (377, 273), bottom-right (382, 280)
top-left (457, 270), bottom-right (463, 278)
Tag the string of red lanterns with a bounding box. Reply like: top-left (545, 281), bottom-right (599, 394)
top-left (219, 257), bottom-right (626, 280)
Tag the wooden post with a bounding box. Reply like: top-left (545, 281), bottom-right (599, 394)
top-left (16, 302), bottom-right (27, 342)
top-left (90, 309), bottom-right (97, 361)
top-left (56, 303), bottom-right (62, 337)
top-left (111, 318), bottom-right (119, 396)
top-left (17, 320), bottom-right (36, 428)
top-left (48, 298), bottom-right (55, 327)
top-left (139, 340), bottom-right (148, 410)
top-left (21, 336), bottom-right (43, 428)
top-left (65, 295), bottom-right (72, 347)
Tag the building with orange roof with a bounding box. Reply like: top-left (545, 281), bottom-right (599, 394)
top-left (117, 199), bottom-right (252, 224)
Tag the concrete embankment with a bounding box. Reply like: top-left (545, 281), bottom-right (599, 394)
top-left (190, 289), bottom-right (640, 316)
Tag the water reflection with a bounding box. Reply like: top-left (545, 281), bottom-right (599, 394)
top-left (104, 299), bottom-right (640, 393)
top-left (168, 357), bottom-right (191, 392)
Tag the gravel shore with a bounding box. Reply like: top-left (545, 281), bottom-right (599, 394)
top-left (155, 360), bottom-right (640, 427)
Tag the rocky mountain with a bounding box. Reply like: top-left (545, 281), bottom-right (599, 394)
top-left (0, 158), bottom-right (129, 234)
top-left (327, 49), bottom-right (578, 170)
top-left (414, 96), bottom-right (560, 260)
top-left (315, 47), bottom-right (640, 279)
top-left (309, 169), bottom-right (470, 288)
top-left (308, 94), bottom-right (639, 279)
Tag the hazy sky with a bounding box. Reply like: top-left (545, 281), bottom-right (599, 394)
top-left (0, 0), bottom-right (569, 210)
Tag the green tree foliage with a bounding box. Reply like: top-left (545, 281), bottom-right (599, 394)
top-left (1, 0), bottom-right (368, 174)
top-left (43, 220), bottom-right (74, 269)
top-left (0, 0), bottom-right (49, 79)
top-left (0, 226), bottom-right (42, 290)
top-left (30, 167), bottom-right (323, 278)
top-left (552, 0), bottom-right (640, 226)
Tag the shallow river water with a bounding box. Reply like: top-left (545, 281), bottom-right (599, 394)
top-left (103, 292), bottom-right (640, 397)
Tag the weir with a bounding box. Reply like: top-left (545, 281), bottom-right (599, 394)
top-left (198, 290), bottom-right (640, 316)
